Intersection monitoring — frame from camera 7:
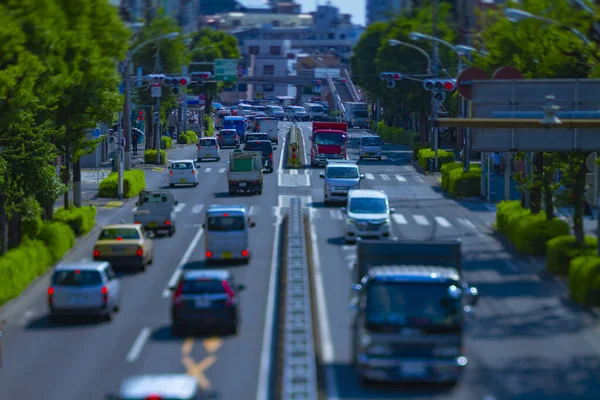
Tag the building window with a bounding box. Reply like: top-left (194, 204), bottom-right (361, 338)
top-left (264, 84), bottom-right (274, 92)
top-left (263, 65), bottom-right (275, 75)
top-left (339, 33), bottom-right (346, 39)
top-left (328, 32), bottom-right (335, 39)
top-left (269, 46), bottom-right (281, 56)
top-left (249, 46), bottom-right (259, 55)
top-left (271, 20), bottom-right (280, 27)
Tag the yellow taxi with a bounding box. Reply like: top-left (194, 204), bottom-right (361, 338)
top-left (93, 224), bottom-right (154, 272)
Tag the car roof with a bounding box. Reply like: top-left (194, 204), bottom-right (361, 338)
top-left (55, 260), bottom-right (109, 272)
top-left (248, 133), bottom-right (269, 136)
top-left (183, 269), bottom-right (230, 281)
top-left (246, 140), bottom-right (272, 144)
top-left (200, 136), bottom-right (217, 140)
top-left (119, 374), bottom-right (198, 398)
top-left (171, 159), bottom-right (195, 164)
top-left (348, 189), bottom-right (388, 199)
top-left (101, 224), bottom-right (140, 230)
top-left (207, 204), bottom-right (247, 214)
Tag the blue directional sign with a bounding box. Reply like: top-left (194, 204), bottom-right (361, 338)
top-left (92, 128), bottom-right (101, 138)
top-left (119, 82), bottom-right (125, 95)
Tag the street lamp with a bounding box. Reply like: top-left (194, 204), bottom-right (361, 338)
top-left (504, 8), bottom-right (592, 45)
top-left (388, 39), bottom-right (433, 74)
top-left (409, 32), bottom-right (487, 72)
top-left (120, 31), bottom-right (179, 197)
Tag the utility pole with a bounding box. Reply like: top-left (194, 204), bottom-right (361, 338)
top-left (182, 65), bottom-right (189, 135)
top-left (154, 49), bottom-right (162, 165)
top-left (117, 112), bottom-right (124, 198)
top-left (123, 56), bottom-right (132, 170)
top-left (431, 0), bottom-right (440, 170)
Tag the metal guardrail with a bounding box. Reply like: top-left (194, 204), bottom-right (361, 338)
top-left (326, 73), bottom-right (345, 118)
top-left (281, 198), bottom-right (318, 400)
top-left (343, 69), bottom-right (360, 102)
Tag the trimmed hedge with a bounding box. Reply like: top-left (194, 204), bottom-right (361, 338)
top-left (144, 149), bottom-right (167, 165)
top-left (546, 235), bottom-right (597, 275)
top-left (375, 121), bottom-right (418, 146)
top-left (495, 200), bottom-right (570, 256)
top-left (161, 136), bottom-right (173, 149)
top-left (38, 222), bottom-right (76, 262)
top-left (53, 206), bottom-right (97, 236)
top-left (412, 141), bottom-right (431, 161)
top-left (98, 169), bottom-right (146, 198)
top-left (417, 148), bottom-right (455, 172)
top-left (447, 167), bottom-right (482, 197)
top-left (177, 130), bottom-right (199, 144)
top-left (441, 162), bottom-right (463, 191)
top-left (569, 256), bottom-right (600, 306)
top-left (205, 114), bottom-right (214, 137)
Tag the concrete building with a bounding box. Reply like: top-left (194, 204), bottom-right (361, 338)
top-left (366, 0), bottom-right (409, 25)
top-left (243, 39), bottom-right (298, 98)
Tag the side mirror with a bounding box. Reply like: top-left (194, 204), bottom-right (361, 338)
top-left (167, 165), bottom-right (171, 169)
top-left (238, 284), bottom-right (246, 291)
top-left (389, 208), bottom-right (395, 214)
top-left (465, 286), bottom-right (479, 306)
top-left (174, 200), bottom-right (179, 205)
top-left (250, 222), bottom-right (256, 227)
top-left (352, 284), bottom-right (362, 292)
top-left (319, 173), bottom-right (325, 179)
top-left (359, 174), bottom-right (365, 179)
top-left (341, 207), bottom-right (347, 214)
top-left (202, 223), bottom-right (205, 229)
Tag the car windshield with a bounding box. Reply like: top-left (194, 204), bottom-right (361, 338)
top-left (247, 134), bottom-right (269, 141)
top-left (314, 133), bottom-right (345, 146)
top-left (221, 131), bottom-right (236, 136)
top-left (271, 107), bottom-right (283, 111)
top-left (362, 137), bottom-right (381, 146)
top-left (52, 270), bottom-right (103, 286)
top-left (310, 106), bottom-right (323, 112)
top-left (181, 279), bottom-right (226, 295)
top-left (171, 162), bottom-right (194, 170)
top-left (326, 166), bottom-right (359, 179)
top-left (366, 282), bottom-right (462, 328)
top-left (207, 216), bottom-right (245, 231)
top-left (199, 139), bottom-right (215, 146)
top-left (244, 142), bottom-right (272, 154)
top-left (349, 197), bottom-right (387, 214)
top-left (354, 111), bottom-right (369, 118)
top-left (293, 108), bottom-right (305, 113)
top-left (99, 228), bottom-right (140, 240)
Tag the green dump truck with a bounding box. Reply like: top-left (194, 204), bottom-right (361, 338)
top-left (228, 151), bottom-right (263, 195)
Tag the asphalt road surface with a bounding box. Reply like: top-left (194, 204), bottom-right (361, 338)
top-left (1, 121), bottom-right (600, 400)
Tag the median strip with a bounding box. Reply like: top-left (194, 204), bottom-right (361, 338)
top-left (285, 124), bottom-right (304, 169)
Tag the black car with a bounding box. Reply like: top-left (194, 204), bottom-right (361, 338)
top-left (170, 270), bottom-right (245, 336)
top-left (244, 140), bottom-right (274, 173)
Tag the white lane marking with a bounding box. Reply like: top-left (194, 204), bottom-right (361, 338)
top-left (380, 174), bottom-right (390, 181)
top-left (256, 206), bottom-right (283, 400)
top-left (365, 173), bottom-right (375, 180)
top-left (329, 209), bottom-right (343, 220)
top-left (413, 175), bottom-right (424, 183)
top-left (278, 136), bottom-right (286, 173)
top-left (435, 216), bottom-right (452, 228)
top-left (162, 227), bottom-right (205, 298)
top-left (19, 309), bottom-right (35, 326)
top-left (204, 168), bottom-right (212, 173)
top-left (248, 205), bottom-right (258, 216)
top-left (505, 259), bottom-right (519, 272)
top-left (458, 218), bottom-right (476, 229)
top-left (174, 203), bottom-right (186, 213)
top-left (300, 124), bottom-right (309, 166)
top-left (126, 327), bottom-right (151, 363)
top-left (413, 215), bottom-right (430, 225)
top-left (395, 175), bottom-right (407, 182)
top-left (392, 214), bottom-right (407, 225)
top-left (290, 169), bottom-right (298, 175)
top-left (308, 200), bottom-right (340, 400)
top-left (191, 204), bottom-right (204, 214)
top-left (342, 245), bottom-right (355, 251)
top-left (218, 168), bottom-right (226, 173)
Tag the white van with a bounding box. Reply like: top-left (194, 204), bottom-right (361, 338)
top-left (359, 135), bottom-right (383, 160)
top-left (203, 205), bottom-right (256, 265)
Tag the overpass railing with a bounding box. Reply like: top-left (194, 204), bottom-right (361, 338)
top-left (343, 68), bottom-right (360, 102)
top-left (325, 73), bottom-right (345, 118)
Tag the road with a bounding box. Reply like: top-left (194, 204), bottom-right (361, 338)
top-left (335, 81), bottom-right (354, 103)
top-left (2, 121), bottom-right (600, 399)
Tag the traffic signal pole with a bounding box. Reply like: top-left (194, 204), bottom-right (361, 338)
top-left (123, 57), bottom-right (132, 170)
top-left (182, 65), bottom-right (188, 136)
top-left (432, 0), bottom-right (440, 170)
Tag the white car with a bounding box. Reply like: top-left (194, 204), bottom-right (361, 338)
top-left (169, 160), bottom-right (199, 188)
top-left (342, 189), bottom-right (394, 243)
top-left (197, 137), bottom-right (221, 161)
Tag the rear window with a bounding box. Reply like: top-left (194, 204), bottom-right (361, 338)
top-left (52, 270), bottom-right (103, 287)
top-left (207, 216), bottom-right (245, 231)
top-left (246, 134), bottom-right (269, 141)
top-left (99, 228), bottom-right (140, 240)
top-left (199, 139), bottom-right (216, 146)
top-left (362, 137), bottom-right (381, 146)
top-left (172, 162), bottom-right (194, 170)
top-left (221, 131), bottom-right (236, 136)
top-left (181, 279), bottom-right (226, 295)
top-left (141, 193), bottom-right (169, 203)
top-left (244, 142), bottom-right (273, 153)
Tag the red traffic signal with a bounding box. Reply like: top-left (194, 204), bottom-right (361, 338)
top-left (179, 77), bottom-right (189, 86)
top-left (137, 110), bottom-right (144, 120)
top-left (380, 72), bottom-right (402, 81)
top-left (192, 71), bottom-right (212, 80)
top-left (443, 80), bottom-right (456, 91)
top-left (423, 79), bottom-right (456, 91)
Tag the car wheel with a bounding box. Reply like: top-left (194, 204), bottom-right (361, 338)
top-left (258, 190), bottom-right (262, 195)
top-left (104, 310), bottom-right (113, 322)
top-left (138, 263), bottom-right (146, 272)
top-left (217, 157), bottom-right (221, 161)
top-left (169, 184), bottom-right (175, 188)
top-left (377, 157), bottom-right (382, 161)
top-left (194, 182), bottom-right (199, 187)
top-left (171, 324), bottom-right (185, 337)
top-left (168, 227), bottom-right (174, 237)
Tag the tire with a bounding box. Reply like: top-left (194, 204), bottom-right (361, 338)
top-left (103, 310), bottom-right (113, 322)
top-left (258, 190), bottom-right (262, 195)
top-left (194, 182), bottom-right (199, 187)
top-left (169, 184), bottom-right (175, 188)
top-left (217, 157), bottom-right (221, 161)
top-left (168, 227), bottom-right (174, 237)
top-left (377, 157), bottom-right (382, 161)
top-left (243, 259), bottom-right (250, 265)
top-left (148, 252), bottom-right (154, 265)
top-left (171, 324), bottom-right (184, 337)
top-left (138, 263), bottom-right (146, 272)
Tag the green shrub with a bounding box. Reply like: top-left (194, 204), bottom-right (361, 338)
top-left (38, 221), bottom-right (76, 262)
top-left (447, 167), bottom-right (482, 197)
top-left (546, 235), bottom-right (597, 275)
top-left (161, 136), bottom-right (172, 149)
top-left (98, 169), bottom-right (146, 198)
top-left (205, 114), bottom-right (214, 136)
top-left (0, 240), bottom-right (53, 305)
top-left (53, 206), bottom-right (97, 236)
top-left (441, 162), bottom-right (464, 191)
top-left (417, 148), bottom-right (455, 171)
top-left (375, 121), bottom-right (417, 146)
top-left (569, 256), bottom-right (600, 306)
top-left (496, 200), bottom-right (524, 233)
top-left (20, 196), bottom-right (44, 239)
top-left (176, 131), bottom-right (199, 144)
top-left (143, 149), bottom-right (167, 165)
top-left (412, 141), bottom-right (430, 160)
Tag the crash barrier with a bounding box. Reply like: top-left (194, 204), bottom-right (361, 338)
top-left (281, 198), bottom-right (318, 400)
top-left (286, 126), bottom-right (303, 168)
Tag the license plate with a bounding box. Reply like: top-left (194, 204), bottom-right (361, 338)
top-left (205, 154), bottom-right (212, 157)
top-left (239, 182), bottom-right (247, 187)
top-left (180, 179), bottom-right (186, 183)
top-left (148, 222), bottom-right (157, 228)
top-left (222, 252), bottom-right (233, 259)
top-left (364, 153), bottom-right (370, 156)
top-left (112, 248), bottom-right (124, 253)
top-left (68, 295), bottom-right (84, 302)
top-left (401, 362), bottom-right (427, 377)
top-left (195, 298), bottom-right (211, 308)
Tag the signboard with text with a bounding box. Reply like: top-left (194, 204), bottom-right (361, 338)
top-left (214, 59), bottom-right (238, 82)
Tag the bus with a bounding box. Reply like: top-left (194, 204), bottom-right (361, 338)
top-left (304, 102), bottom-right (325, 121)
top-left (223, 116), bottom-right (247, 141)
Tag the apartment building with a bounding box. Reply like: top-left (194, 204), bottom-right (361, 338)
top-left (242, 39), bottom-right (298, 98)
top-left (366, 0), bottom-right (409, 25)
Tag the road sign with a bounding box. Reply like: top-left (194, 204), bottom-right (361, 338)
top-left (151, 86), bottom-right (162, 98)
top-left (119, 82), bottom-right (125, 95)
top-left (177, 94), bottom-right (184, 104)
top-left (92, 128), bottom-right (101, 138)
top-left (214, 59), bottom-right (238, 82)
top-left (237, 66), bottom-right (244, 77)
top-left (456, 67), bottom-right (489, 100)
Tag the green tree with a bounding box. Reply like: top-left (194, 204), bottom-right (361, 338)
top-left (132, 12), bottom-right (188, 149)
top-left (350, 22), bottom-right (389, 100)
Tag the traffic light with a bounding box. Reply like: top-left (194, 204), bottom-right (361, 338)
top-left (380, 72), bottom-right (403, 81)
top-left (164, 77), bottom-right (180, 85)
top-left (423, 79), bottom-right (456, 91)
top-left (433, 91), bottom-right (446, 102)
top-left (387, 80), bottom-right (396, 88)
top-left (137, 110), bottom-right (144, 121)
top-left (146, 74), bottom-right (166, 84)
top-left (191, 71), bottom-right (212, 86)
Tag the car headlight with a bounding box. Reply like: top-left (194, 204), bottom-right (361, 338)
top-left (382, 218), bottom-right (390, 225)
top-left (433, 346), bottom-right (460, 357)
top-left (326, 184), bottom-right (334, 191)
top-left (347, 218), bottom-right (358, 225)
top-left (366, 343), bottom-right (393, 356)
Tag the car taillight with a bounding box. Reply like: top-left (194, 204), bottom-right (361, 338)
top-left (93, 248), bottom-right (100, 257)
top-left (221, 280), bottom-right (235, 306)
top-left (191, 170), bottom-right (195, 174)
top-left (165, 220), bottom-right (171, 226)
top-left (101, 286), bottom-right (108, 303)
top-left (234, 135), bottom-right (239, 140)
top-left (270, 153), bottom-right (273, 161)
top-left (169, 170), bottom-right (173, 176)
top-left (136, 246), bottom-right (143, 257)
top-left (134, 221), bottom-right (141, 225)
top-left (242, 249), bottom-right (249, 257)
top-left (173, 281), bottom-right (184, 306)
top-left (48, 287), bottom-right (54, 304)
top-left (205, 250), bottom-right (213, 258)
top-left (197, 145), bottom-right (201, 149)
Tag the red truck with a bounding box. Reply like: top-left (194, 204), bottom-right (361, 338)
top-left (310, 122), bottom-right (348, 167)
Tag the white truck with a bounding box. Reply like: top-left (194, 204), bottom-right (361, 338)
top-left (257, 118), bottom-right (279, 144)
top-left (133, 190), bottom-right (178, 236)
top-left (343, 102), bottom-right (370, 128)
top-left (228, 150), bottom-right (264, 195)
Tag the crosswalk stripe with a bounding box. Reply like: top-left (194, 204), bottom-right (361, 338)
top-left (365, 173), bottom-right (375, 180)
top-left (218, 168), bottom-right (226, 173)
top-left (458, 218), bottom-right (476, 229)
top-left (204, 168), bottom-right (212, 173)
top-left (248, 205), bottom-right (258, 216)
top-left (435, 216), bottom-right (452, 228)
top-left (329, 209), bottom-right (343, 220)
top-left (290, 169), bottom-right (298, 175)
top-left (413, 215), bottom-right (429, 225)
top-left (395, 175), bottom-right (407, 182)
top-left (174, 203), bottom-right (186, 213)
top-left (380, 174), bottom-right (390, 180)
top-left (342, 245), bottom-right (355, 251)
top-left (392, 214), bottom-right (407, 225)
top-left (191, 204), bottom-right (204, 214)
top-left (413, 175), bottom-right (424, 183)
